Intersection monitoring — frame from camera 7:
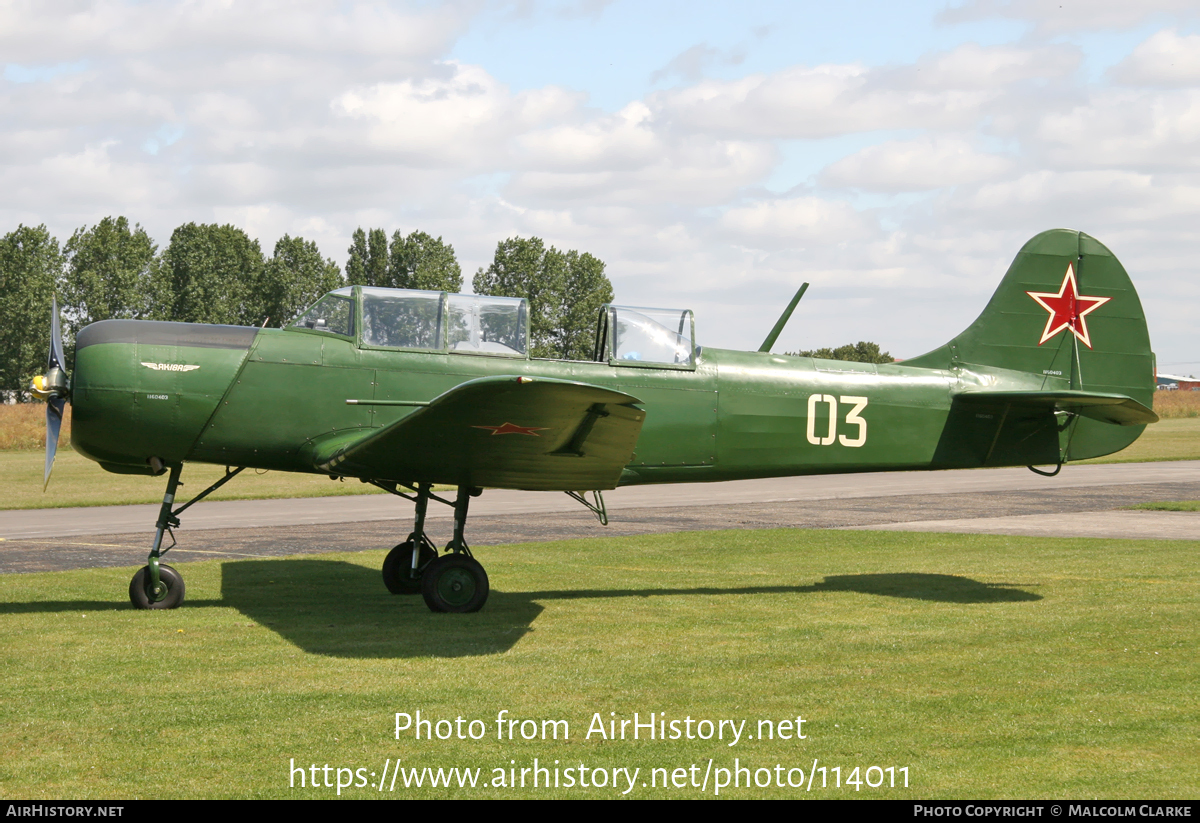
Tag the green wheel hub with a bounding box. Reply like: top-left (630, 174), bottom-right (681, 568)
top-left (421, 555), bottom-right (489, 613)
top-left (436, 566), bottom-right (477, 607)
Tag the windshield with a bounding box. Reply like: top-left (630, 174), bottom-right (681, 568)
top-left (290, 291), bottom-right (354, 337)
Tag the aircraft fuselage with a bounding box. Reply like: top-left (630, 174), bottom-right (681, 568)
top-left (70, 319), bottom-right (1084, 487)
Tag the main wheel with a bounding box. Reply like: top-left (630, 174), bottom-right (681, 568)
top-left (382, 540), bottom-right (437, 594)
top-left (421, 555), bottom-right (489, 613)
top-left (128, 563), bottom-right (186, 610)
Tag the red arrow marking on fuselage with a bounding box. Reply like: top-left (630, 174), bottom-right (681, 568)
top-left (471, 422), bottom-right (548, 436)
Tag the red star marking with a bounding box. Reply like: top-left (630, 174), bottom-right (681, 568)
top-left (471, 422), bottom-right (548, 436)
top-left (1026, 263), bottom-right (1111, 349)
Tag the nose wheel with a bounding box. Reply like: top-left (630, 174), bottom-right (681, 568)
top-left (127, 463), bottom-right (244, 610)
top-left (129, 563), bottom-right (186, 609)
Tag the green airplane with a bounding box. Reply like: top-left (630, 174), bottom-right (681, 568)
top-left (31, 228), bottom-right (1157, 614)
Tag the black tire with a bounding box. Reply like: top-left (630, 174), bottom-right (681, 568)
top-left (421, 555), bottom-right (489, 613)
top-left (382, 540), bottom-right (437, 594)
top-left (128, 563), bottom-right (185, 610)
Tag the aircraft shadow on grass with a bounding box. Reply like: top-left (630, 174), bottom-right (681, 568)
top-left (218, 560), bottom-right (1040, 658)
top-left (0, 562), bottom-right (1040, 659)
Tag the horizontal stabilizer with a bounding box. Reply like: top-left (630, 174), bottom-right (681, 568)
top-left (309, 376), bottom-right (646, 490)
top-left (955, 390), bottom-right (1158, 426)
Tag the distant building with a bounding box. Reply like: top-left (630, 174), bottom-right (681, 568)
top-left (1158, 373), bottom-right (1199, 391)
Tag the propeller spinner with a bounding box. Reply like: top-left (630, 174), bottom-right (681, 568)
top-left (29, 298), bottom-right (69, 490)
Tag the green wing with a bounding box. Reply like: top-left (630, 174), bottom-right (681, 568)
top-left (308, 376), bottom-right (645, 490)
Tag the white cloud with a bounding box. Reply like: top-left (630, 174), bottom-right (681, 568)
top-left (508, 126), bottom-right (775, 207)
top-left (906, 42), bottom-right (1080, 89)
top-left (719, 197), bottom-right (875, 247)
top-left (820, 136), bottom-right (1015, 191)
top-left (1110, 30), bottom-right (1200, 87)
top-left (958, 170), bottom-right (1200, 228)
top-left (334, 63), bottom-right (582, 168)
top-left (514, 102), bottom-right (660, 171)
top-left (0, 0), bottom-right (474, 64)
top-left (939, 0), bottom-right (1199, 35)
top-left (1034, 89), bottom-right (1200, 170)
top-left (650, 43), bottom-right (1078, 140)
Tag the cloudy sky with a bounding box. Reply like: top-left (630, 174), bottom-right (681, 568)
top-left (2, 0), bottom-right (1198, 369)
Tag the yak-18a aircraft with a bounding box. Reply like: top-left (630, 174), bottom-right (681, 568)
top-left (31, 228), bottom-right (1157, 613)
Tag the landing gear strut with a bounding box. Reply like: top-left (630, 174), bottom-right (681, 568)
top-left (128, 463), bottom-right (244, 610)
top-left (381, 483), bottom-right (438, 594)
top-left (373, 482), bottom-right (489, 613)
top-left (422, 486), bottom-right (489, 613)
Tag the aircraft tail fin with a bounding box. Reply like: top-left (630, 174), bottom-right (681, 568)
top-left (906, 229), bottom-right (1156, 461)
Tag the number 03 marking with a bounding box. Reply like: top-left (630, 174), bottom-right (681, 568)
top-left (806, 395), bottom-right (868, 447)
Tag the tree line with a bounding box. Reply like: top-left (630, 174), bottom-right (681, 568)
top-left (0, 216), bottom-right (893, 399)
top-left (788, 342), bottom-right (894, 363)
top-left (0, 218), bottom-right (614, 397)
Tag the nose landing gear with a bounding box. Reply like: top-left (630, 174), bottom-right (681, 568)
top-left (128, 464), bottom-right (245, 610)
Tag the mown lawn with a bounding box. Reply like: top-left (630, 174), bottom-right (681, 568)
top-left (1, 528), bottom-right (1194, 799)
top-left (0, 449), bottom-right (386, 511)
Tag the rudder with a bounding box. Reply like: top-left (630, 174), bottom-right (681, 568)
top-left (908, 229), bottom-right (1155, 461)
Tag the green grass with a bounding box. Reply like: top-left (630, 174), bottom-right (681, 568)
top-left (1, 529), bottom-right (1195, 799)
top-left (1, 450), bottom-right (387, 510)
top-left (1125, 501), bottom-right (1200, 512)
top-left (1076, 418), bottom-right (1200, 464)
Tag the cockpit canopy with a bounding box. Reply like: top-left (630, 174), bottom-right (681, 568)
top-left (596, 305), bottom-right (696, 368)
top-left (291, 287), bottom-right (529, 357)
top-left (291, 286), bottom-right (697, 367)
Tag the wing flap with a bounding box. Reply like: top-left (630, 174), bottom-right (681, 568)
top-left (312, 376), bottom-right (646, 490)
top-left (955, 390), bottom-right (1158, 426)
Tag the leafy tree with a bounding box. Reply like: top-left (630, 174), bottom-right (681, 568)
top-left (473, 237), bottom-right (558, 357)
top-left (0, 225), bottom-right (63, 398)
top-left (554, 250), bottom-right (612, 360)
top-left (62, 216), bottom-right (156, 342)
top-left (151, 223), bottom-right (265, 326)
top-left (346, 228), bottom-right (369, 286)
top-left (261, 235), bottom-right (344, 327)
top-left (367, 228), bottom-right (388, 288)
top-left (345, 227), bottom-right (390, 288)
top-left (473, 236), bottom-right (613, 359)
top-left (387, 230), bottom-right (462, 292)
top-left (793, 341), bottom-right (894, 363)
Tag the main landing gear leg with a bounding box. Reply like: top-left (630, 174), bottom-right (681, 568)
top-left (371, 481), bottom-right (489, 612)
top-left (421, 485), bottom-right (489, 613)
top-left (381, 483), bottom-right (437, 594)
top-left (128, 464), bottom-right (245, 610)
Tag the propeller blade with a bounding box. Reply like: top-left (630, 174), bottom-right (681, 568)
top-left (42, 297), bottom-right (67, 491)
top-left (49, 296), bottom-right (65, 372)
top-left (44, 396), bottom-right (64, 491)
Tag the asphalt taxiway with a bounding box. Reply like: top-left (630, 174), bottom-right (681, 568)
top-left (1, 461), bottom-right (1196, 573)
